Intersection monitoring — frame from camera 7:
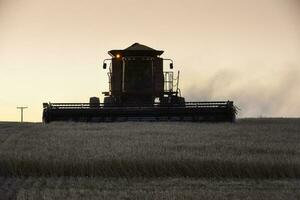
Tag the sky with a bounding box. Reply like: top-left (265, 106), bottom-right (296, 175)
top-left (0, 0), bottom-right (299, 122)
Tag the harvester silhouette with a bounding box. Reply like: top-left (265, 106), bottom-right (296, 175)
top-left (43, 43), bottom-right (236, 123)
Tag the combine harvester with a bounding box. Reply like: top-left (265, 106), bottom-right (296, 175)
top-left (43, 43), bottom-right (236, 123)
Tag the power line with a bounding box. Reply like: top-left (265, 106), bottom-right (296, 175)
top-left (16, 107), bottom-right (28, 122)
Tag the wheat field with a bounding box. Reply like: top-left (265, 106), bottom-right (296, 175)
top-left (0, 119), bottom-right (299, 199)
top-left (0, 119), bottom-right (299, 178)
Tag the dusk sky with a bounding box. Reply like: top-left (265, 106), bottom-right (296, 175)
top-left (1, 0), bottom-right (300, 122)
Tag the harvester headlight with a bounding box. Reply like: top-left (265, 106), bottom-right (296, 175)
top-left (116, 54), bottom-right (121, 58)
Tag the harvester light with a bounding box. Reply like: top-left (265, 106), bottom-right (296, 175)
top-left (116, 54), bottom-right (121, 58)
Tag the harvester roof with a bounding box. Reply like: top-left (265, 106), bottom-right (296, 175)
top-left (109, 43), bottom-right (164, 57)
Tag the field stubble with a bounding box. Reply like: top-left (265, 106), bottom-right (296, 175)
top-left (0, 177), bottom-right (299, 200)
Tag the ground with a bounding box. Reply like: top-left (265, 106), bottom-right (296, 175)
top-left (0, 119), bottom-right (299, 199)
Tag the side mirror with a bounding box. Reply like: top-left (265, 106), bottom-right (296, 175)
top-left (103, 63), bottom-right (107, 69)
top-left (170, 63), bottom-right (173, 69)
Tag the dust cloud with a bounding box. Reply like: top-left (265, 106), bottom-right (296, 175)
top-left (185, 66), bottom-right (300, 117)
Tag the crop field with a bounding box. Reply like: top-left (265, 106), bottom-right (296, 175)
top-left (0, 118), bottom-right (299, 199)
top-left (1, 177), bottom-right (299, 200)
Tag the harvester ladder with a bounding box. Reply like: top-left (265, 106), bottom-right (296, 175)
top-left (164, 71), bottom-right (181, 96)
top-left (164, 72), bottom-right (173, 92)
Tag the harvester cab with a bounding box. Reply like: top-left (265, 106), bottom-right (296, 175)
top-left (42, 43), bottom-right (236, 123)
top-left (101, 43), bottom-right (183, 106)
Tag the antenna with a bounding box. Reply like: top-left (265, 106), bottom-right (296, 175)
top-left (16, 106), bottom-right (28, 122)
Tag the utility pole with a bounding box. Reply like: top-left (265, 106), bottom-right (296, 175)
top-left (17, 107), bottom-right (28, 122)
